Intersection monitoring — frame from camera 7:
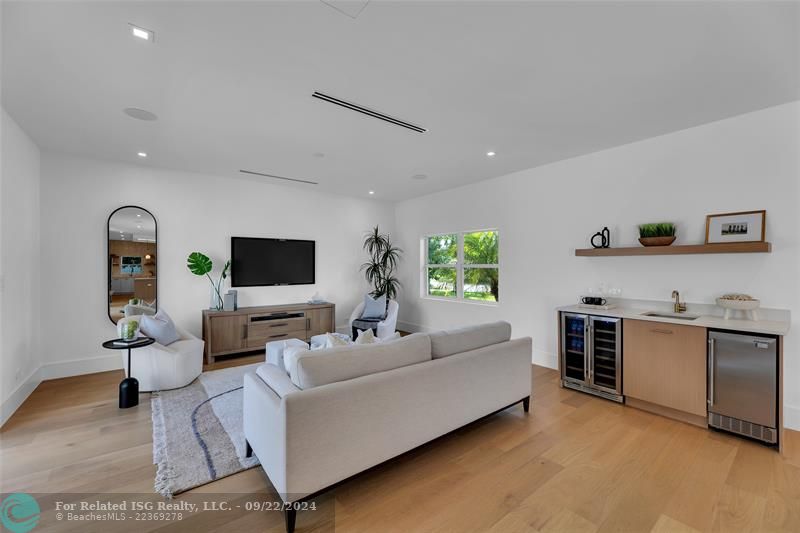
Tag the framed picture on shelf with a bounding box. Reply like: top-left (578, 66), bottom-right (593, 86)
top-left (705, 210), bottom-right (766, 244)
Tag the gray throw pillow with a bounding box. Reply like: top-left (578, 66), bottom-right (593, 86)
top-left (360, 293), bottom-right (387, 319)
top-left (140, 309), bottom-right (181, 346)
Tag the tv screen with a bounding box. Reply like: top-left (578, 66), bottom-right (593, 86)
top-left (231, 237), bottom-right (315, 287)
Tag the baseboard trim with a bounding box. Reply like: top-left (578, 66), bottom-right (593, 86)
top-left (785, 404), bottom-right (800, 432)
top-left (533, 349), bottom-right (557, 370)
top-left (1, 367), bottom-right (42, 427)
top-left (40, 353), bottom-right (122, 381)
top-left (627, 397), bottom-right (708, 428)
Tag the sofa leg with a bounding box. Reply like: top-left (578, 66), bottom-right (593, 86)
top-left (522, 396), bottom-right (530, 413)
top-left (245, 439), bottom-right (253, 458)
top-left (285, 508), bottom-right (296, 533)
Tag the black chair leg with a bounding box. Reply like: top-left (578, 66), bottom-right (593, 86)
top-left (245, 440), bottom-right (253, 458)
top-left (522, 396), bottom-right (530, 413)
top-left (285, 509), bottom-right (297, 533)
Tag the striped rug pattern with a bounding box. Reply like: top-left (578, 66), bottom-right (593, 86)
top-left (151, 364), bottom-right (261, 497)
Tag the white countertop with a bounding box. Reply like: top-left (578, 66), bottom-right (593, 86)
top-left (557, 300), bottom-right (790, 336)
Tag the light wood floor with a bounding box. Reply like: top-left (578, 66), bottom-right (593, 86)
top-left (2, 361), bottom-right (799, 532)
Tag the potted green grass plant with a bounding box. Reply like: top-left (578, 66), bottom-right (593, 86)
top-left (638, 222), bottom-right (676, 247)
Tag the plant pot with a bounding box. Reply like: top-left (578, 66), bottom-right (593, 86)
top-left (638, 236), bottom-right (676, 247)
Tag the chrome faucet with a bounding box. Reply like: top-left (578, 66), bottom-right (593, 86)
top-left (672, 290), bottom-right (687, 313)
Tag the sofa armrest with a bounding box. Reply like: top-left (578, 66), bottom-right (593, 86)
top-left (243, 372), bottom-right (289, 499)
top-left (348, 302), bottom-right (365, 327)
top-left (256, 364), bottom-right (301, 398)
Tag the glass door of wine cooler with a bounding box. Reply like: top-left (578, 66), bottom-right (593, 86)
top-left (561, 313), bottom-right (588, 385)
top-left (589, 316), bottom-right (622, 394)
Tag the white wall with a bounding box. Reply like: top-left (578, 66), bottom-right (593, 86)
top-left (38, 153), bottom-right (395, 378)
top-left (1, 109), bottom-right (42, 425)
top-left (394, 101), bottom-right (800, 429)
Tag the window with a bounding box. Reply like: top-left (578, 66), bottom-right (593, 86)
top-left (424, 230), bottom-right (499, 303)
top-left (121, 256), bottom-right (143, 274)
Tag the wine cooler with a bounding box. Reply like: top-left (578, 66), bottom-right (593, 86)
top-left (560, 313), bottom-right (623, 402)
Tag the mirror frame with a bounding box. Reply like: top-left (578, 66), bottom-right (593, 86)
top-left (107, 205), bottom-right (158, 324)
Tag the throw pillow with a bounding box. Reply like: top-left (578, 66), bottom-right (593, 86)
top-left (326, 332), bottom-right (350, 347)
top-left (283, 344), bottom-right (310, 379)
top-left (355, 328), bottom-right (377, 344)
top-left (378, 331), bottom-right (402, 343)
top-left (140, 309), bottom-right (180, 346)
top-left (311, 332), bottom-right (352, 350)
top-left (360, 293), bottom-right (387, 319)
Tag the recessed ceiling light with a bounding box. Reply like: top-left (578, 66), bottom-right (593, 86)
top-left (137, 152), bottom-right (147, 158)
top-left (368, 191), bottom-right (375, 195)
top-left (130, 24), bottom-right (154, 42)
top-left (123, 108), bottom-right (158, 121)
top-left (486, 151), bottom-right (496, 157)
top-left (136, 214), bottom-right (141, 217)
top-left (412, 174), bottom-right (428, 180)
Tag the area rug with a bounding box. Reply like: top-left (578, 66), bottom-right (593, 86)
top-left (151, 363), bottom-right (261, 497)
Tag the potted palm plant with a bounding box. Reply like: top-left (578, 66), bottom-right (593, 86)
top-left (638, 223), bottom-right (677, 247)
top-left (360, 226), bottom-right (402, 302)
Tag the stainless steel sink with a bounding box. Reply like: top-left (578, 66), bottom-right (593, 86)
top-left (641, 311), bottom-right (700, 321)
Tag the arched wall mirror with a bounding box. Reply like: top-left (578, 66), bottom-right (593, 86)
top-left (108, 206), bottom-right (157, 324)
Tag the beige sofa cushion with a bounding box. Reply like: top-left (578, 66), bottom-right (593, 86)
top-left (293, 333), bottom-right (432, 389)
top-left (428, 321), bottom-right (512, 359)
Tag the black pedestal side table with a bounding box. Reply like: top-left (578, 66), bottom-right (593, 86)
top-left (102, 337), bottom-right (155, 408)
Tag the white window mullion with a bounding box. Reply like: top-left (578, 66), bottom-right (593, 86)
top-left (456, 233), bottom-right (464, 300)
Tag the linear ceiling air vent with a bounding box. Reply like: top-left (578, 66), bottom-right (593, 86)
top-left (312, 91), bottom-right (427, 133)
top-left (239, 169), bottom-right (318, 185)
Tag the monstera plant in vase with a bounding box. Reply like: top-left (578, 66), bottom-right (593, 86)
top-left (638, 223), bottom-right (676, 247)
top-left (187, 252), bottom-right (231, 310)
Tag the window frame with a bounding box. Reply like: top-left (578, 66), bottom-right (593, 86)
top-left (422, 229), bottom-right (499, 305)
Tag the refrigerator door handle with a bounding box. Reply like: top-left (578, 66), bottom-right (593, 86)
top-left (588, 323), bottom-right (593, 382)
top-left (585, 322), bottom-right (590, 382)
top-left (708, 338), bottom-right (715, 407)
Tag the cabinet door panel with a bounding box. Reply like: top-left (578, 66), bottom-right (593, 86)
top-left (623, 319), bottom-right (707, 416)
top-left (308, 307), bottom-right (335, 338)
top-left (209, 315), bottom-right (246, 354)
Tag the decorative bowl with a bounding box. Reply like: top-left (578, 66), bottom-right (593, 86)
top-left (716, 296), bottom-right (760, 320)
top-left (638, 236), bottom-right (676, 247)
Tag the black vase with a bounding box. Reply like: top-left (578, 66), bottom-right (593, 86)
top-left (591, 227), bottom-right (611, 249)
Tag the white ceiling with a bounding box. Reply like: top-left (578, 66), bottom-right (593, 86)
top-left (3, 1), bottom-right (798, 201)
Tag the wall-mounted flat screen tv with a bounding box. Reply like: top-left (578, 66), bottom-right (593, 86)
top-left (231, 237), bottom-right (315, 287)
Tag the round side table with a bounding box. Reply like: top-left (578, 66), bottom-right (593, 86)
top-left (102, 337), bottom-right (155, 408)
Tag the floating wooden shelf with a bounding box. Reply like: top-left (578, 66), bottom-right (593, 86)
top-left (575, 242), bottom-right (772, 257)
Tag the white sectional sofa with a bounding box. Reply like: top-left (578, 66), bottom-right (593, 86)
top-left (243, 321), bottom-right (532, 532)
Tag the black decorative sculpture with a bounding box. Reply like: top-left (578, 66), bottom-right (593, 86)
top-left (590, 226), bottom-right (610, 249)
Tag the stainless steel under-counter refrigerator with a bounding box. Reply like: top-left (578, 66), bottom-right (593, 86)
top-left (708, 330), bottom-right (778, 444)
top-left (560, 313), bottom-right (623, 402)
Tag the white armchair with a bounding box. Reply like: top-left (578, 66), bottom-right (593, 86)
top-left (117, 316), bottom-right (204, 392)
top-left (348, 299), bottom-right (399, 340)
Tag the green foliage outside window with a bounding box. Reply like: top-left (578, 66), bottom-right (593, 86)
top-left (426, 231), bottom-right (499, 302)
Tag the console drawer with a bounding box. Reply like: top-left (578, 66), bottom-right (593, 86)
top-left (246, 330), bottom-right (306, 348)
top-left (248, 317), bottom-right (307, 337)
